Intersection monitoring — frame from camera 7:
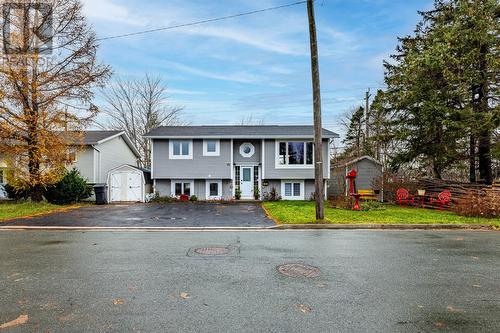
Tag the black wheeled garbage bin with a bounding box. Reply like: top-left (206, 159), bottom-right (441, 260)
top-left (94, 184), bottom-right (107, 205)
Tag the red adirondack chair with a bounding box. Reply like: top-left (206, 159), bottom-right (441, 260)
top-left (430, 190), bottom-right (452, 210)
top-left (396, 188), bottom-right (414, 206)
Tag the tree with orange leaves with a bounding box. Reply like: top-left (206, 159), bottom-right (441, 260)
top-left (0, 0), bottom-right (111, 201)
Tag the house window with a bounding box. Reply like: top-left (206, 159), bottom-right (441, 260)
top-left (281, 180), bottom-right (304, 200)
top-left (203, 139), bottom-right (220, 156)
top-left (169, 140), bottom-right (192, 159)
top-left (277, 141), bottom-right (313, 167)
top-left (206, 180), bottom-right (222, 199)
top-left (239, 142), bottom-right (255, 158)
top-left (172, 180), bottom-right (193, 196)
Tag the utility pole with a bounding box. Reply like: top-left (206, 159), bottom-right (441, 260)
top-left (364, 88), bottom-right (371, 144)
top-left (307, 0), bottom-right (324, 221)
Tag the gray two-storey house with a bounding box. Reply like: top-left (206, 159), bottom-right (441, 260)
top-left (145, 126), bottom-right (339, 201)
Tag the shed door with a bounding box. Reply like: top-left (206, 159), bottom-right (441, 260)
top-left (127, 172), bottom-right (142, 202)
top-left (110, 171), bottom-right (142, 202)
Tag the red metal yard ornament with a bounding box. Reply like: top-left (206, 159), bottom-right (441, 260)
top-left (346, 169), bottom-right (361, 211)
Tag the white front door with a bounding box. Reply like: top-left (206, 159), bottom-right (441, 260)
top-left (240, 166), bottom-right (253, 199)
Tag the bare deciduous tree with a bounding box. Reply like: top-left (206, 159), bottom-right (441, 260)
top-left (99, 75), bottom-right (184, 168)
top-left (235, 114), bottom-right (264, 126)
top-left (0, 0), bottom-right (111, 201)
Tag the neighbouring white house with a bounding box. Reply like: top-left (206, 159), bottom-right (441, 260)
top-left (0, 131), bottom-right (149, 203)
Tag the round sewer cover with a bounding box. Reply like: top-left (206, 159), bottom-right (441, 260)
top-left (277, 263), bottom-right (320, 278)
top-left (194, 247), bottom-right (230, 255)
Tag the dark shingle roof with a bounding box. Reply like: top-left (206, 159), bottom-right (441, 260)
top-left (144, 126), bottom-right (339, 139)
top-left (80, 130), bottom-right (123, 145)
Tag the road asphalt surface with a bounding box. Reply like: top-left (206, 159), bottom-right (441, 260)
top-left (0, 230), bottom-right (499, 332)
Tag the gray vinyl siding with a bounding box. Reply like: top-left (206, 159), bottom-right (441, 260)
top-left (95, 136), bottom-right (139, 183)
top-left (74, 147), bottom-right (94, 182)
top-left (353, 159), bottom-right (382, 190)
top-left (152, 139), bottom-right (232, 179)
top-left (155, 179), bottom-right (171, 196)
top-left (263, 139), bottom-right (330, 179)
top-left (233, 140), bottom-right (261, 163)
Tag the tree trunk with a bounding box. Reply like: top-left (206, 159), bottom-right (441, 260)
top-left (469, 136), bottom-right (476, 182)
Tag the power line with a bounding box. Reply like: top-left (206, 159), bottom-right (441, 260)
top-left (96, 1), bottom-right (308, 42)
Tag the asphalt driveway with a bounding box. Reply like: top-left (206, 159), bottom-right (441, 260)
top-left (3, 202), bottom-right (275, 227)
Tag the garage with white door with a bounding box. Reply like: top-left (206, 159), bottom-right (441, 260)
top-left (107, 164), bottom-right (147, 203)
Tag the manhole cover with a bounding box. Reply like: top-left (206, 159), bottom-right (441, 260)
top-left (194, 247), bottom-right (230, 255)
top-left (277, 263), bottom-right (320, 278)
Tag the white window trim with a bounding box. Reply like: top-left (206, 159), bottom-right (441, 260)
top-left (169, 140), bottom-right (193, 160)
top-left (281, 180), bottom-right (305, 200)
top-left (171, 179), bottom-right (194, 197)
top-left (205, 179), bottom-right (222, 200)
top-left (203, 139), bottom-right (220, 156)
top-left (275, 140), bottom-right (314, 169)
top-left (239, 142), bottom-right (255, 158)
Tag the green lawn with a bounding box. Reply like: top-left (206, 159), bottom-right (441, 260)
top-left (262, 201), bottom-right (500, 227)
top-left (0, 202), bottom-right (81, 221)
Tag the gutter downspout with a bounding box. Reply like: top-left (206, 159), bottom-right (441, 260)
top-left (92, 145), bottom-right (101, 184)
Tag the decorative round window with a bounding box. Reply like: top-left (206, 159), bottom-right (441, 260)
top-left (239, 142), bottom-right (255, 158)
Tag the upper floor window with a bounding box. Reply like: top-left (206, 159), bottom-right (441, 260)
top-left (169, 140), bottom-right (192, 159)
top-left (277, 141), bottom-right (313, 166)
top-left (203, 139), bottom-right (220, 156)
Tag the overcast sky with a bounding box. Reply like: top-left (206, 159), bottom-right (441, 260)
top-left (82, 0), bottom-right (432, 136)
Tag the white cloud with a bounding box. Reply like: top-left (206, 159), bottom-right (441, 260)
top-left (163, 61), bottom-right (265, 84)
top-left (81, 0), bottom-right (147, 26)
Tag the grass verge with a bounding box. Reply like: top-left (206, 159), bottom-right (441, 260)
top-left (0, 202), bottom-right (82, 221)
top-left (262, 201), bottom-right (500, 227)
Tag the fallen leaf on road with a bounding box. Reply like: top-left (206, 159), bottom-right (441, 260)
top-left (434, 321), bottom-right (446, 328)
top-left (0, 314), bottom-right (28, 329)
top-left (16, 299), bottom-right (28, 305)
top-left (472, 284), bottom-right (481, 288)
top-left (112, 299), bottom-right (124, 305)
top-left (454, 237), bottom-right (464, 241)
top-left (295, 304), bottom-right (311, 314)
top-left (128, 287), bottom-right (137, 293)
top-left (417, 305), bottom-right (424, 308)
top-left (316, 283), bottom-right (326, 288)
top-left (167, 293), bottom-right (176, 300)
top-left (446, 306), bottom-right (463, 313)
top-left (471, 256), bottom-right (479, 260)
top-left (180, 292), bottom-right (190, 300)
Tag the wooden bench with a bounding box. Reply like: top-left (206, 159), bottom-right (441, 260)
top-left (358, 189), bottom-right (378, 201)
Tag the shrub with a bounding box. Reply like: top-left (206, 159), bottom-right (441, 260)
top-left (3, 184), bottom-right (30, 201)
top-left (263, 187), bottom-right (281, 201)
top-left (235, 188), bottom-right (241, 200)
top-left (189, 195), bottom-right (198, 202)
top-left (253, 186), bottom-right (260, 200)
top-left (44, 169), bottom-right (93, 204)
top-left (453, 189), bottom-right (500, 218)
top-left (149, 193), bottom-right (176, 203)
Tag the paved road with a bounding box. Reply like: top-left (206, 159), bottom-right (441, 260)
top-left (0, 230), bottom-right (499, 332)
top-left (3, 202), bottom-right (274, 227)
